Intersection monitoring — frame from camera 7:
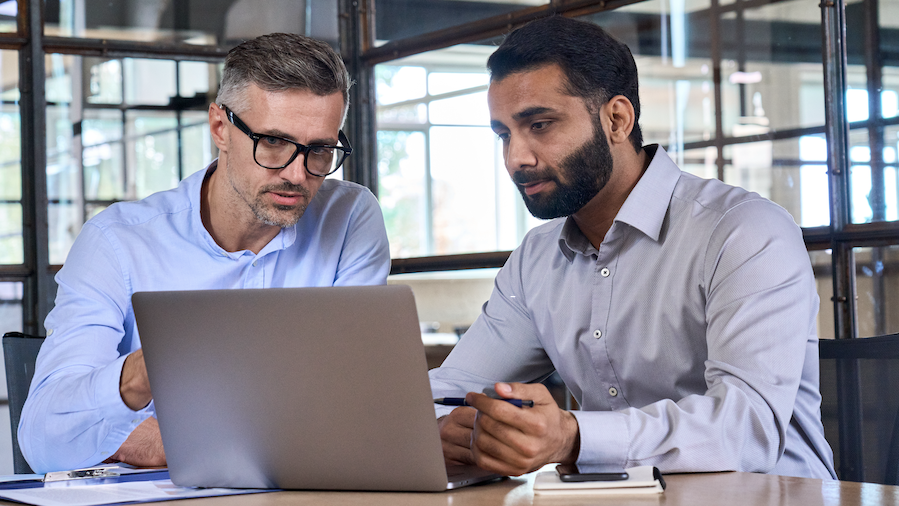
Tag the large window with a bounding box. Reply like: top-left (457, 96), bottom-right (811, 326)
top-left (376, 47), bottom-right (544, 257)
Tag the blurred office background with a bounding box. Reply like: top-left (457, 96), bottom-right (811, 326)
top-left (0, 0), bottom-right (895, 481)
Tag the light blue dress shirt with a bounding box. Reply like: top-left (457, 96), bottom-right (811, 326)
top-left (20, 160), bottom-right (391, 472)
top-left (429, 145), bottom-right (837, 480)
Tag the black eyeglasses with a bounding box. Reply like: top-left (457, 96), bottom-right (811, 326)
top-left (220, 104), bottom-right (352, 177)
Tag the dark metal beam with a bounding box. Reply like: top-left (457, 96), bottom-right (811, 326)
top-left (340, 0), bottom-right (378, 194)
top-left (41, 36), bottom-right (229, 61)
top-left (19, 0), bottom-right (52, 335)
top-left (821, 0), bottom-right (863, 483)
top-left (362, 0), bottom-right (646, 65)
top-left (391, 251), bottom-right (511, 275)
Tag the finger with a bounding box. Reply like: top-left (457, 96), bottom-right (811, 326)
top-left (470, 428), bottom-right (532, 476)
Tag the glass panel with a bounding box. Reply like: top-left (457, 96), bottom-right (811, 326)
top-left (430, 126), bottom-right (499, 255)
top-left (811, 249), bottom-right (834, 339)
top-left (681, 147), bottom-right (718, 180)
top-left (46, 106), bottom-right (79, 202)
top-left (46, 0), bottom-right (307, 47)
top-left (884, 0), bottom-right (899, 119)
top-left (0, 204), bottom-right (22, 263)
top-left (374, 0), bottom-right (533, 43)
top-left (724, 137), bottom-right (827, 227)
top-left (83, 109), bottom-right (125, 201)
top-left (125, 111), bottom-right (179, 199)
top-left (0, 104), bottom-right (20, 201)
top-left (728, 0), bottom-right (825, 134)
top-left (85, 58), bottom-right (123, 105)
top-left (180, 110), bottom-right (216, 179)
top-left (178, 61), bottom-right (215, 99)
top-left (376, 44), bottom-right (543, 257)
top-left (579, 1), bottom-right (715, 151)
top-left (0, 0), bottom-right (14, 33)
top-left (49, 203), bottom-right (80, 265)
top-left (378, 130), bottom-right (427, 258)
top-left (855, 245), bottom-right (899, 337)
top-left (124, 59), bottom-right (177, 106)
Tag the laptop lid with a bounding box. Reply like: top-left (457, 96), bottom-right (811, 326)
top-left (134, 285), bottom-right (486, 492)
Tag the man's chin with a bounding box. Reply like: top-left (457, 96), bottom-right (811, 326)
top-left (257, 206), bottom-right (306, 228)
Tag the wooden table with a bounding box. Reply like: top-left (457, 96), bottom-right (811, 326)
top-left (60, 471), bottom-right (896, 506)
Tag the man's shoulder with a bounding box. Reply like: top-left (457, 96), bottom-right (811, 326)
top-left (673, 171), bottom-right (785, 219)
top-left (88, 180), bottom-right (193, 232)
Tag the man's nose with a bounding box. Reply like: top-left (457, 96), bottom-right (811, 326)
top-left (279, 153), bottom-right (309, 185)
top-left (505, 135), bottom-right (538, 173)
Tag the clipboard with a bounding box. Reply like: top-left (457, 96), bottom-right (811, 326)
top-left (0, 466), bottom-right (274, 506)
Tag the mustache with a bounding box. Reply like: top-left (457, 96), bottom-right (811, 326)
top-left (511, 169), bottom-right (557, 186)
top-left (261, 183), bottom-right (311, 197)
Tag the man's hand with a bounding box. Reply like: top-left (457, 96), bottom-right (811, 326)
top-left (437, 407), bottom-right (477, 466)
top-left (467, 382), bottom-right (580, 476)
top-left (107, 417), bottom-right (166, 467)
top-left (120, 349), bottom-right (152, 411)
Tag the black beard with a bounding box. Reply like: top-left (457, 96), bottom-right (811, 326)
top-left (514, 123), bottom-right (614, 220)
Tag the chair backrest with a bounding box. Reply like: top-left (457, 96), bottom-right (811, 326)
top-left (819, 334), bottom-right (899, 485)
top-left (2, 332), bottom-right (45, 474)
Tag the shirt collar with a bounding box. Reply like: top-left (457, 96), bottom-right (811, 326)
top-left (191, 158), bottom-right (298, 259)
top-left (557, 144), bottom-right (680, 260)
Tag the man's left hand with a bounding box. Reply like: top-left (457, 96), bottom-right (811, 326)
top-left (466, 382), bottom-right (580, 476)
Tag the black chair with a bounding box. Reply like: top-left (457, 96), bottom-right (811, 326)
top-left (819, 334), bottom-right (899, 485)
top-left (2, 332), bottom-right (45, 474)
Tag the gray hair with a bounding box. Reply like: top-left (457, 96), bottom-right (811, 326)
top-left (215, 33), bottom-right (352, 120)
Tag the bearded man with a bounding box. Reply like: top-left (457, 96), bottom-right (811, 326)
top-left (20, 33), bottom-right (390, 473)
top-left (428, 16), bottom-right (836, 481)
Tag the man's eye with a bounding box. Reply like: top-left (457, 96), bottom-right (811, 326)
top-left (496, 132), bottom-right (509, 142)
top-left (308, 146), bottom-right (334, 157)
top-left (261, 136), bottom-right (288, 147)
top-left (531, 121), bottom-right (549, 131)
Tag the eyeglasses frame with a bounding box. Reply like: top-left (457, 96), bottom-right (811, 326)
top-left (219, 104), bottom-right (352, 177)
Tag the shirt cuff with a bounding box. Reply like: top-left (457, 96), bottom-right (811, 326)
top-left (571, 410), bottom-right (630, 469)
top-left (93, 354), bottom-right (154, 450)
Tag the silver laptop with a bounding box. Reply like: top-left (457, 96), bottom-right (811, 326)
top-left (132, 285), bottom-right (498, 492)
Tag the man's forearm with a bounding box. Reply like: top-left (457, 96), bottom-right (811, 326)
top-left (108, 417), bottom-right (166, 467)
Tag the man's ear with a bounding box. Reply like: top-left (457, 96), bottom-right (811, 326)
top-left (603, 95), bottom-right (636, 147)
top-left (208, 103), bottom-right (229, 152)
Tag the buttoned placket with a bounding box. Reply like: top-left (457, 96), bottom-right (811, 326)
top-left (587, 232), bottom-right (627, 410)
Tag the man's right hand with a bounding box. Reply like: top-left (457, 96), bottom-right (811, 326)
top-left (437, 406), bottom-right (477, 466)
top-left (119, 349), bottom-right (153, 410)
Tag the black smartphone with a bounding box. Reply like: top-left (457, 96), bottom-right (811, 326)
top-left (556, 464), bottom-right (629, 482)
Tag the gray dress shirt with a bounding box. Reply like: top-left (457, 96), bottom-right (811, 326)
top-left (429, 145), bottom-right (837, 479)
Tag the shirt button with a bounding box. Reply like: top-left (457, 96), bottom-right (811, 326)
top-left (252, 261), bottom-right (258, 267)
top-left (609, 387), bottom-right (618, 397)
top-left (593, 330), bottom-right (602, 339)
top-left (600, 267), bottom-right (610, 277)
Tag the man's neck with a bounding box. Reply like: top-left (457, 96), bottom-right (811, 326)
top-left (571, 147), bottom-right (651, 250)
top-left (200, 164), bottom-right (281, 255)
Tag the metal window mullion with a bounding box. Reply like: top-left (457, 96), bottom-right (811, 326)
top-left (710, 0), bottom-right (725, 181)
top-left (19, 0), bottom-right (52, 335)
top-left (339, 0), bottom-right (378, 195)
top-left (822, 0), bottom-right (863, 483)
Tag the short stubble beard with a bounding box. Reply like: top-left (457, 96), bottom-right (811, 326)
top-left (227, 156), bottom-right (312, 228)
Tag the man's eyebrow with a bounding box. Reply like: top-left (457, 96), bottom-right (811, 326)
top-left (258, 129), bottom-right (337, 145)
top-left (512, 106), bottom-right (554, 121)
top-left (490, 119), bottom-right (507, 131)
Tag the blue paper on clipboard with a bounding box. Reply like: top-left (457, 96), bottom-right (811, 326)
top-left (0, 466), bottom-right (274, 506)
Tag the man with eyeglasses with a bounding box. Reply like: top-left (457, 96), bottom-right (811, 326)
top-left (429, 17), bottom-right (836, 480)
top-left (19, 33), bottom-right (390, 472)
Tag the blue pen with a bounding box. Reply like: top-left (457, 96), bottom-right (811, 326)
top-left (434, 397), bottom-right (535, 408)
